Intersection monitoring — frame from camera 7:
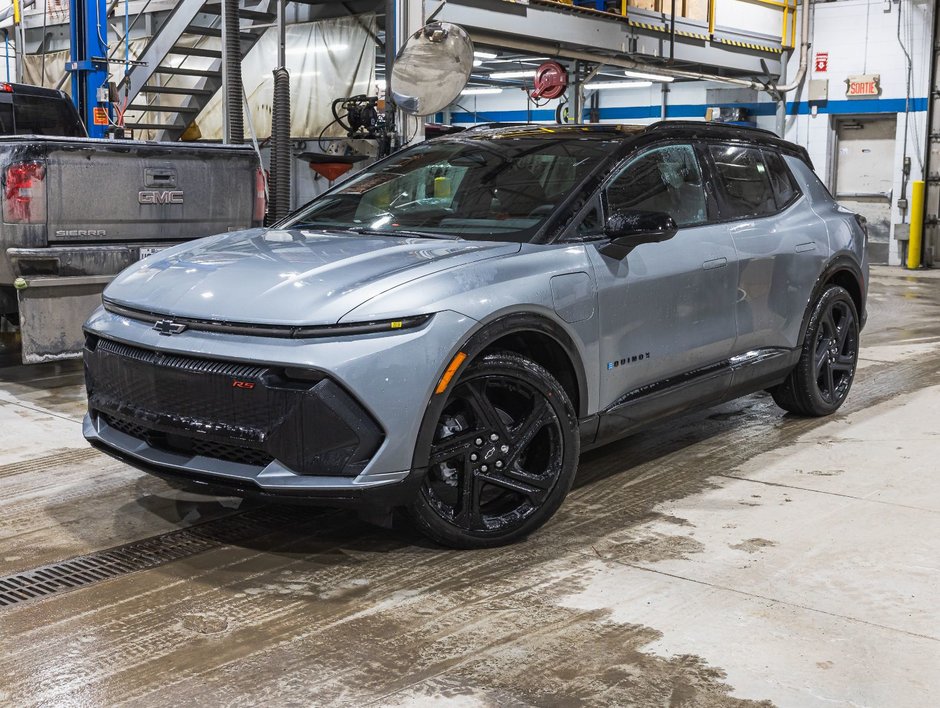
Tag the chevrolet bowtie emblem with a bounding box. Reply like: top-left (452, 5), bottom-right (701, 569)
top-left (153, 319), bottom-right (188, 335)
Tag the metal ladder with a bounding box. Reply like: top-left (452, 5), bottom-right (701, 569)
top-left (118, 0), bottom-right (276, 141)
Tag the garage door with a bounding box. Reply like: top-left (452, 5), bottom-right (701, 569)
top-left (833, 116), bottom-right (896, 264)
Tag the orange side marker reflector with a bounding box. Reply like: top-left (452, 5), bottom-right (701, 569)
top-left (435, 352), bottom-right (467, 395)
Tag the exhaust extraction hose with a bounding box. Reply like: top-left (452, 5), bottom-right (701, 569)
top-left (269, 66), bottom-right (292, 222)
top-left (222, 0), bottom-right (244, 144)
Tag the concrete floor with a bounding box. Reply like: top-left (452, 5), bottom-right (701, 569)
top-left (0, 265), bottom-right (938, 707)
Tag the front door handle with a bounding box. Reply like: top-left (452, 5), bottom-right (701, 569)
top-left (703, 257), bottom-right (728, 270)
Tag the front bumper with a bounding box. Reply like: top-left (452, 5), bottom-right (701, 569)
top-left (82, 306), bottom-right (477, 502)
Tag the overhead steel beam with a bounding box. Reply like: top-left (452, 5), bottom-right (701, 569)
top-left (427, 0), bottom-right (782, 78)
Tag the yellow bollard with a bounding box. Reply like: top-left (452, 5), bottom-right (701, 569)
top-left (907, 180), bottom-right (925, 269)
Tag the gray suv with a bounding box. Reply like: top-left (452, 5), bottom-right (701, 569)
top-left (83, 122), bottom-right (868, 548)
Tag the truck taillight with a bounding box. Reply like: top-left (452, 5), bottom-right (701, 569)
top-left (4, 161), bottom-right (47, 224)
top-left (254, 167), bottom-right (268, 223)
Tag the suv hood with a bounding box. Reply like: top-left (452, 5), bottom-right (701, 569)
top-left (104, 228), bottom-right (520, 325)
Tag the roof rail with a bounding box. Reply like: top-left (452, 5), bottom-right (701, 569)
top-left (646, 120), bottom-right (780, 138)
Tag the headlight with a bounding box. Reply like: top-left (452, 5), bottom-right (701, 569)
top-left (102, 298), bottom-right (432, 339)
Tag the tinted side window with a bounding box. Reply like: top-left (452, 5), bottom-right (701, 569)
top-left (708, 145), bottom-right (776, 219)
top-left (605, 144), bottom-right (707, 227)
top-left (762, 149), bottom-right (799, 208)
top-left (0, 103), bottom-right (13, 134)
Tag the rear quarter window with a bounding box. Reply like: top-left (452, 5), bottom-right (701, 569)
top-left (708, 144), bottom-right (776, 219)
top-left (762, 149), bottom-right (800, 209)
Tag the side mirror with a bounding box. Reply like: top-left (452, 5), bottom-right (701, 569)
top-left (599, 210), bottom-right (678, 260)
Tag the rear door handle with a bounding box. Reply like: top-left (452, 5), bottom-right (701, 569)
top-left (703, 257), bottom-right (728, 270)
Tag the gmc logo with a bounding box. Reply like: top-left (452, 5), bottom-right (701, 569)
top-left (139, 190), bottom-right (184, 205)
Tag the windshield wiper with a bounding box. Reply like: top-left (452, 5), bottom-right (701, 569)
top-left (346, 227), bottom-right (459, 240)
top-left (282, 223), bottom-right (458, 240)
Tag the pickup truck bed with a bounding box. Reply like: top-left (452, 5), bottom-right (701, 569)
top-left (0, 135), bottom-right (261, 363)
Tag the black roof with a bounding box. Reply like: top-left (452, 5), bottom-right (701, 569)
top-left (644, 120), bottom-right (810, 163)
top-left (3, 82), bottom-right (70, 100)
top-left (458, 120), bottom-right (811, 165)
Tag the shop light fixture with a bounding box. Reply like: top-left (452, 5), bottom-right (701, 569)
top-left (586, 80), bottom-right (653, 90)
top-left (623, 70), bottom-right (675, 82)
top-left (474, 50), bottom-right (499, 59)
top-left (461, 87), bottom-right (504, 95)
top-left (488, 70), bottom-right (536, 79)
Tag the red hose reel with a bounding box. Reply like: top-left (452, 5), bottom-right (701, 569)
top-left (530, 61), bottom-right (568, 100)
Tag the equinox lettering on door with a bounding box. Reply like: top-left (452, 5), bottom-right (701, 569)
top-left (138, 190), bottom-right (184, 205)
top-left (607, 353), bottom-right (651, 370)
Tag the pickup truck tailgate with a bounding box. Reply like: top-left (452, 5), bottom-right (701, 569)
top-left (45, 141), bottom-right (257, 244)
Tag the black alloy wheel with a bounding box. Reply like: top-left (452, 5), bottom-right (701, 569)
top-left (813, 297), bottom-right (857, 404)
top-left (772, 285), bottom-right (860, 417)
top-left (410, 352), bottom-right (579, 548)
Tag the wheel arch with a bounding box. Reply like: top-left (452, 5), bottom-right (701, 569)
top-left (797, 256), bottom-right (866, 348)
top-left (410, 311), bottom-right (589, 473)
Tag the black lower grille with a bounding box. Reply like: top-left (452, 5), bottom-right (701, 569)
top-left (85, 336), bottom-right (384, 477)
top-left (187, 438), bottom-right (274, 468)
top-left (102, 413), bottom-right (275, 468)
top-left (105, 414), bottom-right (149, 441)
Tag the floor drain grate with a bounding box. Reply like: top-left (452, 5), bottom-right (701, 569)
top-left (0, 507), bottom-right (307, 608)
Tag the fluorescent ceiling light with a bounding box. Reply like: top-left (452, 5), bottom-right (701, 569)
top-left (474, 50), bottom-right (498, 59)
top-left (489, 70), bottom-right (536, 79)
top-left (461, 87), bottom-right (503, 95)
top-left (623, 70), bottom-right (675, 82)
top-left (586, 80), bottom-right (653, 90)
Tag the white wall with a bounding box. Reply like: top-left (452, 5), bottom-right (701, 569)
top-left (779, 0), bottom-right (932, 265)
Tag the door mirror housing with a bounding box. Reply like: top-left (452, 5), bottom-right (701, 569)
top-left (599, 210), bottom-right (678, 259)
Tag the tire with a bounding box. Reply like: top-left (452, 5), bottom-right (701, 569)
top-left (410, 352), bottom-right (579, 549)
top-left (772, 285), bottom-right (860, 417)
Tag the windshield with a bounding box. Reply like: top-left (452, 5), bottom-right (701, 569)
top-left (282, 136), bottom-right (617, 242)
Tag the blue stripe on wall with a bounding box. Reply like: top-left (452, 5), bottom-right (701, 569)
top-left (450, 97), bottom-right (929, 124)
top-left (451, 109), bottom-right (556, 123)
top-left (785, 97), bottom-right (928, 115)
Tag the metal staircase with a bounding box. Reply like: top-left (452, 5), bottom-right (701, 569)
top-left (118, 0), bottom-right (276, 141)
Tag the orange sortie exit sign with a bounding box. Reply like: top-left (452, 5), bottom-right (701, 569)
top-left (846, 74), bottom-right (880, 98)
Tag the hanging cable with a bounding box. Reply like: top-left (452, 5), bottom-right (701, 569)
top-left (904, 1), bottom-right (923, 174)
top-left (896, 0), bottom-right (914, 218)
top-left (123, 0), bottom-right (128, 78)
top-left (243, 78), bottom-right (268, 204)
top-left (39, 0), bottom-right (48, 85)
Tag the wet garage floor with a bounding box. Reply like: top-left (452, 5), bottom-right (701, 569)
top-left (1, 265), bottom-right (939, 707)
